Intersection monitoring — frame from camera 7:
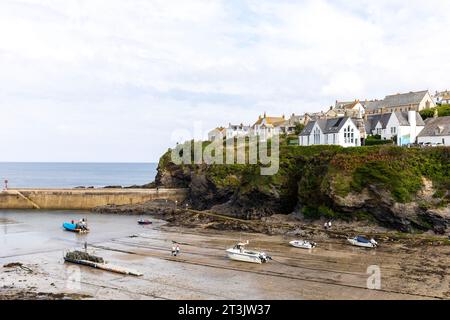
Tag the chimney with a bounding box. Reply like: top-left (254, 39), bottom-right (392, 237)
top-left (408, 110), bottom-right (417, 142)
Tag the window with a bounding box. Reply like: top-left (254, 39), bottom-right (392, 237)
top-left (314, 128), bottom-right (321, 144)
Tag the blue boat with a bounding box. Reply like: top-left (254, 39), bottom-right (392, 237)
top-left (63, 221), bottom-right (89, 233)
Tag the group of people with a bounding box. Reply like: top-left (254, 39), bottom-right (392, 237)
top-left (324, 220), bottom-right (332, 230)
top-left (171, 244), bottom-right (181, 257)
top-left (72, 218), bottom-right (88, 231)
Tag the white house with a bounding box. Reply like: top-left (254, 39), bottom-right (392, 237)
top-left (208, 127), bottom-right (225, 141)
top-left (418, 116), bottom-right (450, 146)
top-left (365, 111), bottom-right (425, 145)
top-left (434, 90), bottom-right (450, 105)
top-left (226, 123), bottom-right (251, 140)
top-left (299, 117), bottom-right (362, 147)
top-left (252, 113), bottom-right (286, 141)
top-left (276, 113), bottom-right (311, 135)
top-left (327, 100), bottom-right (365, 119)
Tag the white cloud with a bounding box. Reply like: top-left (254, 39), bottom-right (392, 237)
top-left (1, 0), bottom-right (450, 161)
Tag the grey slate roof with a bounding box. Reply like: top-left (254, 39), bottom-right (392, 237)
top-left (384, 91), bottom-right (428, 108)
top-left (418, 116), bottom-right (450, 137)
top-left (299, 117), bottom-right (353, 136)
top-left (394, 112), bottom-right (425, 126)
top-left (365, 100), bottom-right (385, 112)
top-left (364, 91), bottom-right (430, 112)
top-left (365, 113), bottom-right (392, 132)
top-left (299, 121), bottom-right (316, 136)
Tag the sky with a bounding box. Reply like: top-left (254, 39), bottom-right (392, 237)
top-left (1, 0), bottom-right (450, 162)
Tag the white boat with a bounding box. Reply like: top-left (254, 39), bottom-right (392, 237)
top-left (226, 241), bottom-right (271, 264)
top-left (348, 236), bottom-right (378, 248)
top-left (289, 240), bottom-right (317, 249)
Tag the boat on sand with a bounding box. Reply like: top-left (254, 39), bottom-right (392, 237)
top-left (63, 219), bottom-right (89, 234)
top-left (348, 236), bottom-right (378, 248)
top-left (289, 240), bottom-right (317, 249)
top-left (137, 219), bottom-right (152, 225)
top-left (226, 241), bottom-right (271, 264)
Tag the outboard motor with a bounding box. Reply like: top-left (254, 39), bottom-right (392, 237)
top-left (370, 239), bottom-right (378, 247)
top-left (259, 253), bottom-right (272, 263)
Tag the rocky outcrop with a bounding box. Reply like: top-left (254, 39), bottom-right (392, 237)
top-left (154, 146), bottom-right (450, 234)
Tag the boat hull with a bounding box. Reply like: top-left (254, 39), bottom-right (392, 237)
top-left (289, 240), bottom-right (316, 249)
top-left (226, 249), bottom-right (263, 264)
top-left (63, 222), bottom-right (89, 234)
top-left (347, 239), bottom-right (376, 248)
top-left (138, 220), bottom-right (152, 225)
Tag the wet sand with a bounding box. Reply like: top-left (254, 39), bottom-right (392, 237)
top-left (0, 210), bottom-right (449, 300)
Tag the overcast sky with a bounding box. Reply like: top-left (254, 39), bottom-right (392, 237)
top-left (1, 0), bottom-right (450, 162)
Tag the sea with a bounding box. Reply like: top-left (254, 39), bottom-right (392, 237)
top-left (0, 162), bottom-right (158, 189)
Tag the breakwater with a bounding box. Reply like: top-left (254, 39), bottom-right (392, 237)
top-left (0, 188), bottom-right (188, 210)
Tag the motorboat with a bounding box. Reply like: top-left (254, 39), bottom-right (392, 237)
top-left (226, 241), bottom-right (271, 264)
top-left (289, 240), bottom-right (317, 249)
top-left (348, 236), bottom-right (378, 248)
top-left (63, 220), bottom-right (89, 234)
top-left (137, 219), bottom-right (153, 225)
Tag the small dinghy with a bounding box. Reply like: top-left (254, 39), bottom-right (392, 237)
top-left (226, 241), bottom-right (271, 264)
top-left (348, 236), bottom-right (378, 248)
top-left (137, 219), bottom-right (152, 225)
top-left (63, 219), bottom-right (89, 234)
top-left (289, 240), bottom-right (317, 249)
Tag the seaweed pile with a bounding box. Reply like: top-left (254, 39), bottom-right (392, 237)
top-left (65, 251), bottom-right (104, 264)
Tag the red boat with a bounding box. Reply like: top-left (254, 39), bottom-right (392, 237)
top-left (137, 219), bottom-right (152, 225)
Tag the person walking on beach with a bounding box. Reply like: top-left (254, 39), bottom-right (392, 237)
top-left (3, 180), bottom-right (8, 191)
top-left (171, 245), bottom-right (177, 256)
top-left (176, 245), bottom-right (180, 256)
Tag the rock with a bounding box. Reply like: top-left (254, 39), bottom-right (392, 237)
top-left (153, 145), bottom-right (450, 234)
top-left (3, 263), bottom-right (23, 268)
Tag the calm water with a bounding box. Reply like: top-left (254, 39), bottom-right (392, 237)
top-left (0, 162), bottom-right (157, 188)
top-left (0, 210), bottom-right (162, 258)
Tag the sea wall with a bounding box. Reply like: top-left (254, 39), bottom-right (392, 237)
top-left (0, 188), bottom-right (188, 210)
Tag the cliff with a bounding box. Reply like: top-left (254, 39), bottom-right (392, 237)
top-left (155, 142), bottom-right (450, 234)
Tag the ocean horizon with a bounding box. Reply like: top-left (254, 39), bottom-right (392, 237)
top-left (0, 162), bottom-right (158, 189)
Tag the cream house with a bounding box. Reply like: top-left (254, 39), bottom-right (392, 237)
top-left (276, 113), bottom-right (311, 135)
top-left (252, 113), bottom-right (286, 141)
top-left (299, 116), bottom-right (362, 147)
top-left (434, 90), bottom-right (450, 105)
top-left (327, 100), bottom-right (365, 118)
top-left (226, 123), bottom-right (251, 140)
top-left (208, 127), bottom-right (226, 141)
top-left (366, 90), bottom-right (435, 114)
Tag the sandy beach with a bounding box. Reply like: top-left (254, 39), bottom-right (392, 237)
top-left (0, 210), bottom-right (448, 300)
